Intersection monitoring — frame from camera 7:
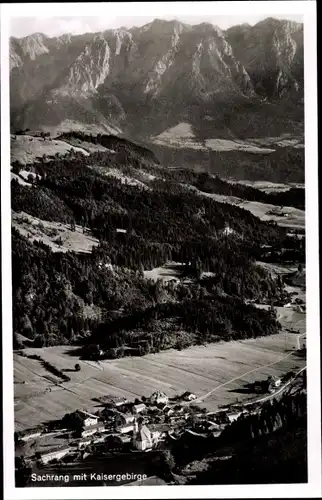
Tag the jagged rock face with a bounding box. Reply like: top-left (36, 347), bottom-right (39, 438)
top-left (226, 18), bottom-right (303, 98)
top-left (54, 35), bottom-right (112, 96)
top-left (10, 18), bottom-right (304, 138)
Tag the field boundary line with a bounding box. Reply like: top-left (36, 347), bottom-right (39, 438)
top-left (195, 332), bottom-right (306, 404)
top-left (239, 365), bottom-right (307, 407)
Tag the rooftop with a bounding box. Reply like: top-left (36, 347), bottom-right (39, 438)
top-left (82, 422), bottom-right (105, 431)
top-left (40, 445), bottom-right (71, 457)
top-left (135, 425), bottom-right (152, 442)
top-left (77, 410), bottom-right (98, 420)
top-left (133, 403), bottom-right (146, 409)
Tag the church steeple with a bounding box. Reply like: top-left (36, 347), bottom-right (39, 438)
top-left (133, 417), bottom-right (139, 435)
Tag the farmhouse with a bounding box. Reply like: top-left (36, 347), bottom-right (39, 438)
top-left (39, 446), bottom-right (71, 465)
top-left (119, 435), bottom-right (131, 444)
top-left (118, 424), bottom-right (135, 434)
top-left (273, 376), bottom-right (281, 388)
top-left (115, 413), bottom-right (135, 427)
top-left (226, 411), bottom-right (243, 423)
top-left (92, 434), bottom-right (107, 444)
top-left (81, 422), bottom-right (105, 438)
top-left (268, 376), bottom-right (282, 392)
top-left (76, 410), bottom-right (98, 427)
top-left (149, 406), bottom-right (161, 414)
top-left (150, 391), bottom-right (168, 405)
top-left (133, 403), bottom-right (146, 415)
top-left (99, 395), bottom-right (129, 407)
top-left (182, 391), bottom-right (197, 401)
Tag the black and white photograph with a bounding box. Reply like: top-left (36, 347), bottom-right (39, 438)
top-left (1, 1), bottom-right (320, 499)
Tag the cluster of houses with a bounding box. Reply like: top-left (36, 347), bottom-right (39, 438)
top-left (17, 379), bottom-right (292, 467)
top-left (17, 390), bottom-right (202, 466)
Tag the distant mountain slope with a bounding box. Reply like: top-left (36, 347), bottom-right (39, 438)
top-left (10, 18), bottom-right (304, 141)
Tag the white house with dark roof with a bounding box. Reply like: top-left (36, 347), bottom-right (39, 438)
top-left (182, 391), bottom-right (197, 401)
top-left (115, 412), bottom-right (135, 427)
top-left (118, 423), bottom-right (135, 434)
top-left (76, 410), bottom-right (98, 427)
top-left (133, 403), bottom-right (146, 414)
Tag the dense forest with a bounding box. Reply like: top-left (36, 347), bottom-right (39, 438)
top-left (150, 169), bottom-right (304, 210)
top-left (11, 132), bottom-right (304, 352)
top-left (171, 388), bottom-right (307, 484)
top-left (12, 229), bottom-right (281, 353)
top-left (48, 131), bottom-right (304, 185)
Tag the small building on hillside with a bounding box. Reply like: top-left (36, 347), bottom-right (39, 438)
top-left (226, 411), bottom-right (243, 423)
top-left (81, 422), bottom-right (105, 438)
top-left (268, 376), bottom-right (282, 393)
top-left (39, 446), bottom-right (71, 465)
top-left (133, 403), bottom-right (146, 415)
top-left (182, 391), bottom-right (197, 402)
top-left (150, 391), bottom-right (168, 406)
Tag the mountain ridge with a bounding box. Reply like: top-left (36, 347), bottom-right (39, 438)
top-left (10, 17), bottom-right (304, 142)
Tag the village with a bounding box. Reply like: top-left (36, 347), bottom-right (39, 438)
top-left (15, 372), bottom-right (289, 472)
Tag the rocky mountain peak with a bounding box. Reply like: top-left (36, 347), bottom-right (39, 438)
top-left (10, 17), bottom-right (303, 138)
top-left (19, 32), bottom-right (49, 60)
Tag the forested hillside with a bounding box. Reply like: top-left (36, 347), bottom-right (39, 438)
top-left (171, 388), bottom-right (307, 484)
top-left (11, 132), bottom-right (303, 355)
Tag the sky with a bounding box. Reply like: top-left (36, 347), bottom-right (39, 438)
top-left (10, 14), bottom-right (303, 39)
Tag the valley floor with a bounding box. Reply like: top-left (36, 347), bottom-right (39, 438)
top-left (14, 327), bottom-right (306, 431)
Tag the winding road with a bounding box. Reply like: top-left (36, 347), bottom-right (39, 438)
top-left (194, 331), bottom-right (306, 405)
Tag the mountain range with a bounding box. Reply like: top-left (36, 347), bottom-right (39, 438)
top-left (10, 17), bottom-right (304, 143)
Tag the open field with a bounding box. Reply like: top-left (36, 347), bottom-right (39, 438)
top-left (233, 180), bottom-right (305, 193)
top-left (59, 137), bottom-right (115, 154)
top-left (144, 262), bottom-right (186, 282)
top-left (12, 211), bottom-right (99, 254)
top-left (91, 167), bottom-right (149, 189)
top-left (248, 135), bottom-right (304, 149)
top-left (14, 325), bottom-right (305, 431)
top-left (180, 183), bottom-right (305, 229)
top-left (41, 119), bottom-right (122, 137)
top-left (152, 123), bottom-right (275, 153)
top-left (256, 262), bottom-right (306, 303)
top-left (209, 195), bottom-right (305, 229)
top-left (11, 135), bottom-right (90, 165)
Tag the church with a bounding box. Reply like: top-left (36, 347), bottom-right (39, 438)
top-left (132, 419), bottom-right (161, 451)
